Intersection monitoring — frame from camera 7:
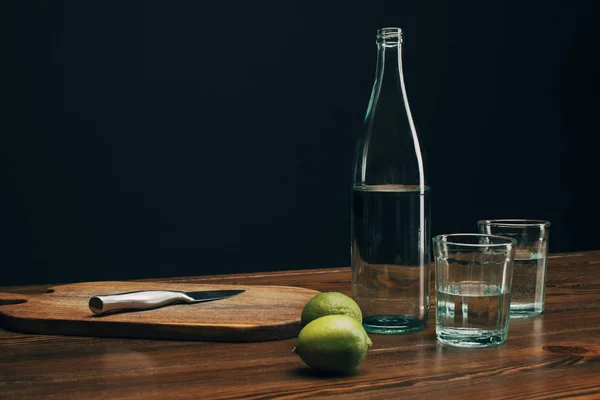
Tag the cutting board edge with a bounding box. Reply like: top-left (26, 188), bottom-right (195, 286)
top-left (0, 312), bottom-right (301, 342)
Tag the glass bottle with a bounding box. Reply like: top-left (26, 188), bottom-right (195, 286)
top-left (351, 27), bottom-right (430, 334)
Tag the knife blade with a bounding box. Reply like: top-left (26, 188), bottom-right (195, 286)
top-left (89, 289), bottom-right (245, 315)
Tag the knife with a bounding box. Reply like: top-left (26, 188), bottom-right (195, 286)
top-left (89, 289), bottom-right (245, 315)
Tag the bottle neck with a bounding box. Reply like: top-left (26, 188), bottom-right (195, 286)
top-left (364, 38), bottom-right (406, 123)
top-left (357, 28), bottom-right (425, 188)
top-left (374, 41), bottom-right (404, 94)
top-left (374, 27), bottom-right (404, 90)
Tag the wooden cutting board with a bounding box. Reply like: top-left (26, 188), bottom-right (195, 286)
top-left (0, 281), bottom-right (320, 342)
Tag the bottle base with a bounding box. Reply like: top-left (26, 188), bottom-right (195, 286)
top-left (362, 315), bottom-right (426, 334)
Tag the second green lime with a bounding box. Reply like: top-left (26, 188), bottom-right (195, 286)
top-left (300, 292), bottom-right (363, 327)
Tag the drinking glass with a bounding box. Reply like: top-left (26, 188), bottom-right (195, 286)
top-left (433, 234), bottom-right (516, 348)
top-left (478, 219), bottom-right (550, 317)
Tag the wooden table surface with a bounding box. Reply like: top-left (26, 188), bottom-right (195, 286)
top-left (1, 251), bottom-right (599, 399)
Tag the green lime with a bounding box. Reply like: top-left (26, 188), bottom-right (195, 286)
top-left (293, 315), bottom-right (372, 373)
top-left (300, 292), bottom-right (362, 327)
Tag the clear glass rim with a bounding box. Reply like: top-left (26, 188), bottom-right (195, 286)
top-left (478, 219), bottom-right (551, 228)
top-left (433, 233), bottom-right (517, 248)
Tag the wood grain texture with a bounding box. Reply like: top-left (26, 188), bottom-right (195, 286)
top-left (0, 281), bottom-right (320, 342)
top-left (1, 251), bottom-right (599, 399)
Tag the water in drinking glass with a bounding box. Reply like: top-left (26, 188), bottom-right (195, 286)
top-left (510, 250), bottom-right (547, 317)
top-left (436, 282), bottom-right (510, 348)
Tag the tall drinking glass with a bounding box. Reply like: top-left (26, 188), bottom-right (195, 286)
top-left (478, 219), bottom-right (550, 317)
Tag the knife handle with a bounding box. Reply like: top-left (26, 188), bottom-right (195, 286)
top-left (89, 290), bottom-right (191, 315)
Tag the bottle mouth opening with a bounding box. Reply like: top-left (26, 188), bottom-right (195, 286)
top-left (376, 27), bottom-right (403, 46)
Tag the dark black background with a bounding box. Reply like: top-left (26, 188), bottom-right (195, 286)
top-left (1, 1), bottom-right (598, 286)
